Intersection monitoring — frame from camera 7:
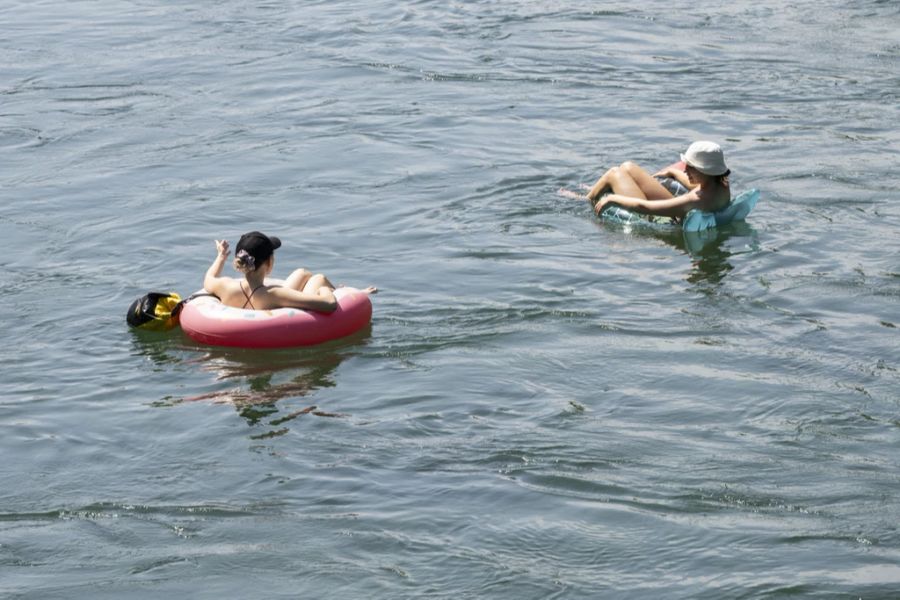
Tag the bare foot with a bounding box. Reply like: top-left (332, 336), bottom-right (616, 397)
top-left (362, 286), bottom-right (378, 294)
top-left (557, 188), bottom-right (587, 201)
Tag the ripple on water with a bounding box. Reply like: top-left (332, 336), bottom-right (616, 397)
top-left (2, 1), bottom-right (900, 598)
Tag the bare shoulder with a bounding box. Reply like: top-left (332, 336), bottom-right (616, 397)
top-left (207, 275), bottom-right (239, 295)
top-left (695, 186), bottom-right (729, 212)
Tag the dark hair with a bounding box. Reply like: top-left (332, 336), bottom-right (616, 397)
top-left (716, 169), bottom-right (731, 186)
top-left (233, 231), bottom-right (282, 274)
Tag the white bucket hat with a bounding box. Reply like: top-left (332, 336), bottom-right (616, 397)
top-left (681, 141), bottom-right (729, 176)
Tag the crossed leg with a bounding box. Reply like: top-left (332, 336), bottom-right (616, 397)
top-left (284, 268), bottom-right (314, 292)
top-left (587, 161), bottom-right (674, 202)
top-left (302, 273), bottom-right (337, 298)
top-left (285, 268), bottom-right (376, 296)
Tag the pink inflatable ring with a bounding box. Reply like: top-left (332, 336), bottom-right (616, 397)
top-left (180, 286), bottom-right (373, 349)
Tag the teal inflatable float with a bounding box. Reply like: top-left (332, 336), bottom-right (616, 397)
top-left (599, 188), bottom-right (759, 232)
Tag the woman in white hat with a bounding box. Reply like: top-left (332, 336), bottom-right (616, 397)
top-left (586, 141), bottom-right (731, 220)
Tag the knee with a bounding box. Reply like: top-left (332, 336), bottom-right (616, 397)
top-left (291, 268), bottom-right (311, 279)
top-left (620, 161), bottom-right (639, 175)
top-left (305, 273), bottom-right (328, 288)
top-left (302, 273), bottom-right (330, 293)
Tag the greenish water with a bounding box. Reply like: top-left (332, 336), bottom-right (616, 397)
top-left (2, 1), bottom-right (899, 598)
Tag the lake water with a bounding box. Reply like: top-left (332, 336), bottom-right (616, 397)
top-left (2, 1), bottom-right (899, 598)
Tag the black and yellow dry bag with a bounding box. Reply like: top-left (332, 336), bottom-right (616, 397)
top-left (126, 292), bottom-right (184, 331)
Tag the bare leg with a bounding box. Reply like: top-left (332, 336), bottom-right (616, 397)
top-left (302, 273), bottom-right (336, 295)
top-left (619, 162), bottom-right (675, 200)
top-left (557, 188), bottom-right (587, 200)
top-left (587, 162), bottom-right (673, 202)
top-left (587, 166), bottom-right (623, 201)
top-left (587, 165), bottom-right (645, 201)
top-left (284, 268), bottom-right (313, 291)
top-left (291, 270), bottom-right (377, 296)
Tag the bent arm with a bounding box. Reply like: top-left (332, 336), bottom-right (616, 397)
top-left (597, 192), bottom-right (700, 218)
top-left (204, 239), bottom-right (230, 293)
top-left (667, 169), bottom-right (694, 190)
top-left (653, 166), bottom-right (694, 190)
top-left (269, 287), bottom-right (338, 313)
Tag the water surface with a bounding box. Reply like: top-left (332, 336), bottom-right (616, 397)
top-left (2, 1), bottom-right (899, 598)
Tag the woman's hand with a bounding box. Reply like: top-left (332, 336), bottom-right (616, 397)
top-left (593, 195), bottom-right (611, 215)
top-left (205, 239), bottom-right (231, 291)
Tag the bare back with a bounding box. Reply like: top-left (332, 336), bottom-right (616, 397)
top-left (208, 277), bottom-right (336, 313)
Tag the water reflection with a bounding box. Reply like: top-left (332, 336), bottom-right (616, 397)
top-left (128, 329), bottom-right (183, 368)
top-left (186, 347), bottom-right (345, 425)
top-left (130, 328), bottom-right (371, 433)
top-left (648, 222), bottom-right (760, 289)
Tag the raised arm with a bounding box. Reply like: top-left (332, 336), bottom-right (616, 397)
top-left (203, 239), bottom-right (231, 293)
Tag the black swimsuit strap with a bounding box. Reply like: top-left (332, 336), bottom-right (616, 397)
top-left (241, 283), bottom-right (265, 309)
